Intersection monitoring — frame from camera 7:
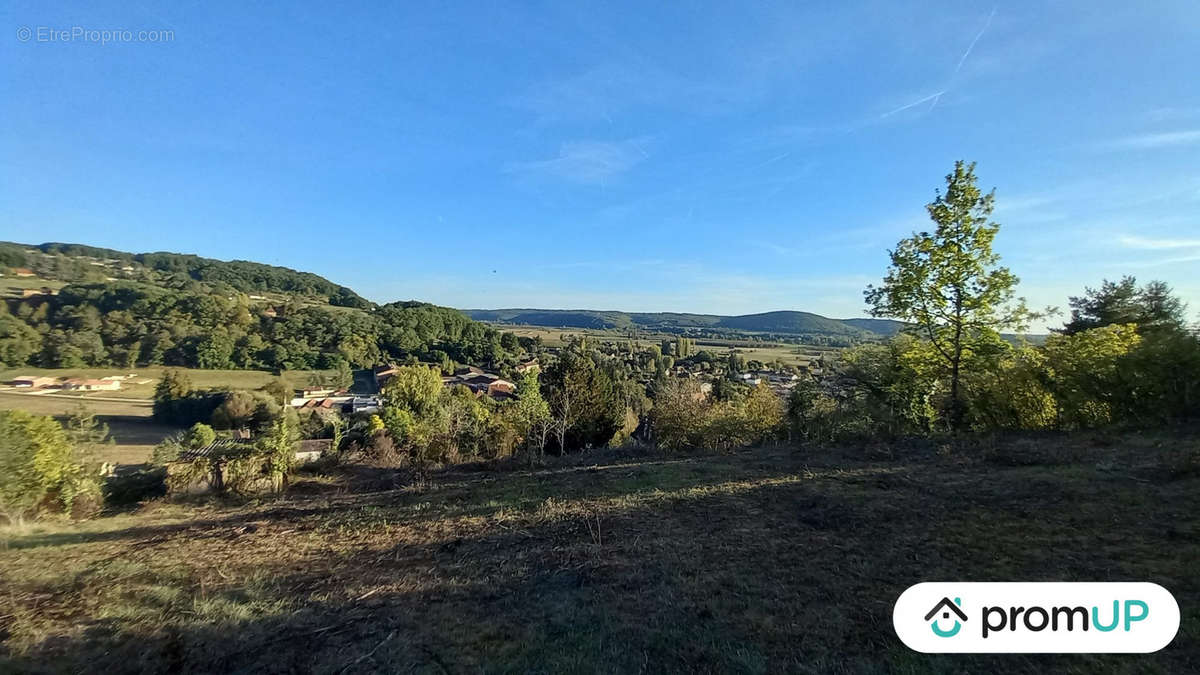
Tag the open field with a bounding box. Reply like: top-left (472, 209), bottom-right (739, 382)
top-left (1, 277), bottom-right (69, 296)
top-left (0, 367), bottom-right (338, 400)
top-left (0, 366), bottom-right (344, 465)
top-left (496, 324), bottom-right (829, 367)
top-left (1, 432), bottom-right (1196, 672)
top-left (0, 392), bottom-right (171, 465)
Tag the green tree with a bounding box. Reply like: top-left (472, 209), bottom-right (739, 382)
top-left (0, 313), bottom-right (39, 367)
top-left (514, 370), bottom-right (551, 461)
top-left (63, 403), bottom-right (112, 466)
top-left (649, 378), bottom-right (709, 451)
top-left (864, 161), bottom-right (1032, 430)
top-left (334, 359), bottom-right (354, 389)
top-left (0, 410), bottom-right (95, 526)
top-left (1062, 276), bottom-right (1188, 335)
top-left (1042, 324), bottom-right (1142, 428)
top-left (742, 382), bottom-right (783, 444)
top-left (261, 377), bottom-right (290, 405)
top-left (381, 365), bottom-right (444, 417)
top-left (185, 422), bottom-right (217, 448)
top-left (255, 416), bottom-right (298, 491)
top-left (152, 368), bottom-right (194, 422)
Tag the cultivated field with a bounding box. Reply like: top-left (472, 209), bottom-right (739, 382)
top-left (496, 324), bottom-right (827, 367)
top-left (0, 277), bottom-right (68, 297)
top-left (1, 432), bottom-right (1195, 672)
top-left (0, 367), bottom-right (335, 465)
top-left (0, 367), bottom-right (337, 400)
top-left (0, 392), bottom-right (167, 465)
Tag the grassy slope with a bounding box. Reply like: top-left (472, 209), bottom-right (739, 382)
top-left (0, 433), bottom-right (1196, 673)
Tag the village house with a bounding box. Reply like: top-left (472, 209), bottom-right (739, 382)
top-left (294, 387), bottom-right (339, 399)
top-left (61, 378), bottom-right (122, 392)
top-left (294, 439), bottom-right (333, 464)
top-left (442, 369), bottom-right (517, 400)
top-left (350, 396), bottom-right (381, 414)
top-left (372, 363), bottom-right (400, 390)
top-left (8, 375), bottom-right (57, 389)
top-left (11, 268), bottom-right (35, 277)
top-left (288, 395), bottom-right (353, 414)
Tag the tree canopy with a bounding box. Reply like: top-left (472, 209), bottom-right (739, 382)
top-left (865, 161), bottom-right (1032, 429)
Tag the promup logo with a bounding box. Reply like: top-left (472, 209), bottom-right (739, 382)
top-left (894, 583), bottom-right (1179, 653)
top-left (925, 597), bottom-right (968, 637)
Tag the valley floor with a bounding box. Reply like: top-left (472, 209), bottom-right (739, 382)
top-left (1, 433), bottom-right (1197, 673)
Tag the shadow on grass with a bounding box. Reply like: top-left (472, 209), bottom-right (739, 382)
top-left (2, 447), bottom-right (1197, 673)
top-left (3, 448), bottom-right (884, 552)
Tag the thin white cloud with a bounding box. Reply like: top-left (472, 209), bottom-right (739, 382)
top-left (1118, 235), bottom-right (1200, 250)
top-left (506, 138), bottom-right (650, 184)
top-left (954, 6), bottom-right (997, 76)
top-left (1101, 129), bottom-right (1200, 150)
top-left (879, 5), bottom-right (997, 120)
top-left (880, 91), bottom-right (945, 118)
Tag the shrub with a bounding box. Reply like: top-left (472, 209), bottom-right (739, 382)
top-left (103, 467), bottom-right (168, 507)
top-left (651, 380), bottom-right (783, 451)
top-left (0, 410), bottom-right (101, 525)
top-left (1042, 324), bottom-right (1141, 429)
top-left (649, 379), bottom-right (709, 451)
top-left (185, 422), bottom-right (217, 448)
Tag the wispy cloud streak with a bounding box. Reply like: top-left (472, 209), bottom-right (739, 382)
top-left (881, 91), bottom-right (945, 118)
top-left (954, 6), bottom-right (997, 76)
top-left (506, 138), bottom-right (651, 184)
top-left (1119, 235), bottom-right (1200, 250)
top-left (882, 6), bottom-right (996, 120)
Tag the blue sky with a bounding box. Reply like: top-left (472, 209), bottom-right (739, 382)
top-left (2, 2), bottom-right (1198, 329)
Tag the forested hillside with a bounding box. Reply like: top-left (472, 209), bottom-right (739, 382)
top-left (0, 243), bottom-right (521, 370)
top-left (0, 241), bottom-right (369, 308)
top-left (464, 307), bottom-right (905, 337)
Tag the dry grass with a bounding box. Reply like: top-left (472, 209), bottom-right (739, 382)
top-left (0, 393), bottom-right (168, 465)
top-left (0, 433), bottom-right (1196, 673)
top-left (0, 368), bottom-right (338, 465)
top-left (0, 367), bottom-right (338, 400)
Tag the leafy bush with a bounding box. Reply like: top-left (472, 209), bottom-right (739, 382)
top-left (0, 410), bottom-right (101, 525)
top-left (650, 380), bottom-right (783, 451)
top-left (1042, 324), bottom-right (1141, 428)
top-left (103, 467), bottom-right (168, 507)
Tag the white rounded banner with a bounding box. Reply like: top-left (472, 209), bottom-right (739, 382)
top-left (893, 582), bottom-right (1180, 653)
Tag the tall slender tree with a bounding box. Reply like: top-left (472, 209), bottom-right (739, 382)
top-left (865, 161), bottom-right (1032, 430)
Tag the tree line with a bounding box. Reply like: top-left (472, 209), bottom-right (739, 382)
top-left (1, 241), bottom-right (370, 308)
top-left (0, 281), bottom-right (523, 371)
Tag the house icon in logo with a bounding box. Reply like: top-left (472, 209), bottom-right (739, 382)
top-left (924, 597), bottom-right (968, 637)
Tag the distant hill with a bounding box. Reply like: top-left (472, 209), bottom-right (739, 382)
top-left (463, 308), bottom-right (905, 338)
top-left (1, 241), bottom-right (371, 308)
top-left (0, 242), bottom-right (522, 372)
top-left (841, 318), bottom-right (909, 336)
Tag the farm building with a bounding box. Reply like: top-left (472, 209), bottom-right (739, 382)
top-left (8, 375), bottom-right (57, 388)
top-left (442, 371), bottom-right (516, 399)
top-left (60, 378), bottom-right (122, 391)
